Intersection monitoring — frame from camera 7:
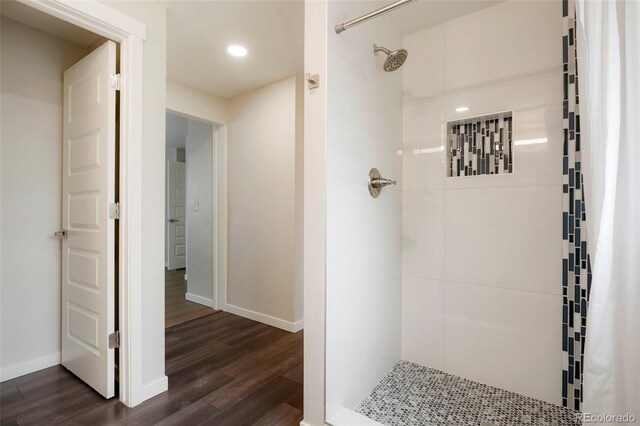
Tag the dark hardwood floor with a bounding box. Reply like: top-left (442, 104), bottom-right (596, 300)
top-left (165, 268), bottom-right (217, 328)
top-left (0, 313), bottom-right (303, 425)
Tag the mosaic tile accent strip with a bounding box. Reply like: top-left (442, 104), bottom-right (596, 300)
top-left (355, 361), bottom-right (581, 426)
top-left (447, 112), bottom-right (513, 177)
top-left (562, 0), bottom-right (591, 412)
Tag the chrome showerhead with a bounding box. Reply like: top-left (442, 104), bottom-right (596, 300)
top-left (373, 44), bottom-right (407, 72)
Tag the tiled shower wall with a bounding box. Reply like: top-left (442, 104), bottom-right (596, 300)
top-left (325, 1), bottom-right (403, 420)
top-left (401, 0), bottom-right (564, 405)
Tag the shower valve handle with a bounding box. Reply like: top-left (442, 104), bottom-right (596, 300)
top-left (370, 177), bottom-right (397, 188)
top-left (368, 168), bottom-right (396, 199)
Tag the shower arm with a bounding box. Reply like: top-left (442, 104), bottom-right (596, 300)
top-left (335, 0), bottom-right (416, 34)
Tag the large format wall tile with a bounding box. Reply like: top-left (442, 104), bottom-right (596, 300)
top-left (444, 1), bottom-right (561, 92)
top-left (328, 49), bottom-right (403, 186)
top-left (401, 276), bottom-right (445, 370)
top-left (444, 281), bottom-right (562, 405)
top-left (402, 190), bottom-right (445, 280)
top-left (444, 75), bottom-right (564, 189)
top-left (327, 178), bottom-right (401, 311)
top-left (444, 185), bottom-right (562, 295)
top-left (404, 75), bottom-right (564, 192)
top-left (402, 99), bottom-right (446, 191)
top-left (327, 277), bottom-right (402, 414)
top-left (326, 1), bottom-right (403, 418)
top-left (403, 24), bottom-right (445, 103)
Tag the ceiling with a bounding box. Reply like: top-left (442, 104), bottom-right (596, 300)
top-left (166, 112), bottom-right (188, 148)
top-left (0, 0), bottom-right (103, 46)
top-left (166, 1), bottom-right (304, 99)
top-left (3, 0), bottom-right (500, 101)
top-left (165, 0), bottom-right (499, 99)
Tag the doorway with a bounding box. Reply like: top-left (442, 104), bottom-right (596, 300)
top-left (0, 4), bottom-right (120, 399)
top-left (0, 0), bottom-right (150, 406)
top-left (164, 111), bottom-right (217, 327)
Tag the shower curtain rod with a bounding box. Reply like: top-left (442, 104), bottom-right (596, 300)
top-left (334, 0), bottom-right (416, 34)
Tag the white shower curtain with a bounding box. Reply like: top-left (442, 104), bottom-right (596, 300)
top-left (576, 0), bottom-right (640, 420)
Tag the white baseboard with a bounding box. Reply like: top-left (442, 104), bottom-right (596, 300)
top-left (300, 421), bottom-right (335, 426)
top-left (136, 375), bottom-right (168, 406)
top-left (225, 303), bottom-right (303, 333)
top-left (185, 292), bottom-right (215, 308)
top-left (0, 352), bottom-right (61, 382)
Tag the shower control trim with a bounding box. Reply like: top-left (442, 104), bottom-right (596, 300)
top-left (368, 168), bottom-right (397, 198)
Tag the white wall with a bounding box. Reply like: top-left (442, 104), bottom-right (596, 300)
top-left (294, 74), bottom-right (305, 325)
top-left (185, 119), bottom-right (214, 305)
top-left (167, 78), bottom-right (228, 125)
top-left (102, 0), bottom-right (168, 398)
top-left (325, 2), bottom-right (403, 420)
top-left (226, 76), bottom-right (303, 330)
top-left (302, 2), bottom-right (328, 424)
top-left (0, 17), bottom-right (89, 381)
top-left (401, 1), bottom-right (563, 405)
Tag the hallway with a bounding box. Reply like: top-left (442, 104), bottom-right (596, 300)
top-left (1, 313), bottom-right (303, 425)
top-left (165, 268), bottom-right (216, 328)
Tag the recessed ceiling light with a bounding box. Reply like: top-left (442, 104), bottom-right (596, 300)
top-left (227, 45), bottom-right (248, 57)
top-left (456, 106), bottom-right (469, 112)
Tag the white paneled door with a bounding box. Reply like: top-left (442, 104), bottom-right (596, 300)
top-left (167, 161), bottom-right (187, 270)
top-left (61, 41), bottom-right (117, 399)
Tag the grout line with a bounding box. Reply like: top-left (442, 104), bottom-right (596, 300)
top-left (402, 273), bottom-right (563, 297)
top-left (401, 182), bottom-right (563, 192)
top-left (441, 40), bottom-right (448, 369)
top-left (445, 278), bottom-right (564, 297)
top-left (327, 275), bottom-right (402, 312)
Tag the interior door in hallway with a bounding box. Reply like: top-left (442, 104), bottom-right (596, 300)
top-left (61, 40), bottom-right (117, 399)
top-left (167, 160), bottom-right (187, 270)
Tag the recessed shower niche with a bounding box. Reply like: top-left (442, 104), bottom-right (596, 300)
top-left (447, 111), bottom-right (514, 177)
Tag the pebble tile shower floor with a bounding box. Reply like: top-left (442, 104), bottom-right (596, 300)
top-left (355, 361), bottom-right (581, 426)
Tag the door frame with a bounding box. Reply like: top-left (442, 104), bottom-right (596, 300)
top-left (18, 0), bottom-right (147, 407)
top-left (165, 109), bottom-right (228, 312)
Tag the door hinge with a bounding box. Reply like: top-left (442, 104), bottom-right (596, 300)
top-left (109, 202), bottom-right (120, 220)
top-left (109, 73), bottom-right (121, 91)
top-left (108, 331), bottom-right (120, 349)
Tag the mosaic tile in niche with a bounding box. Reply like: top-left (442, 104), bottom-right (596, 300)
top-left (447, 112), bottom-right (513, 177)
